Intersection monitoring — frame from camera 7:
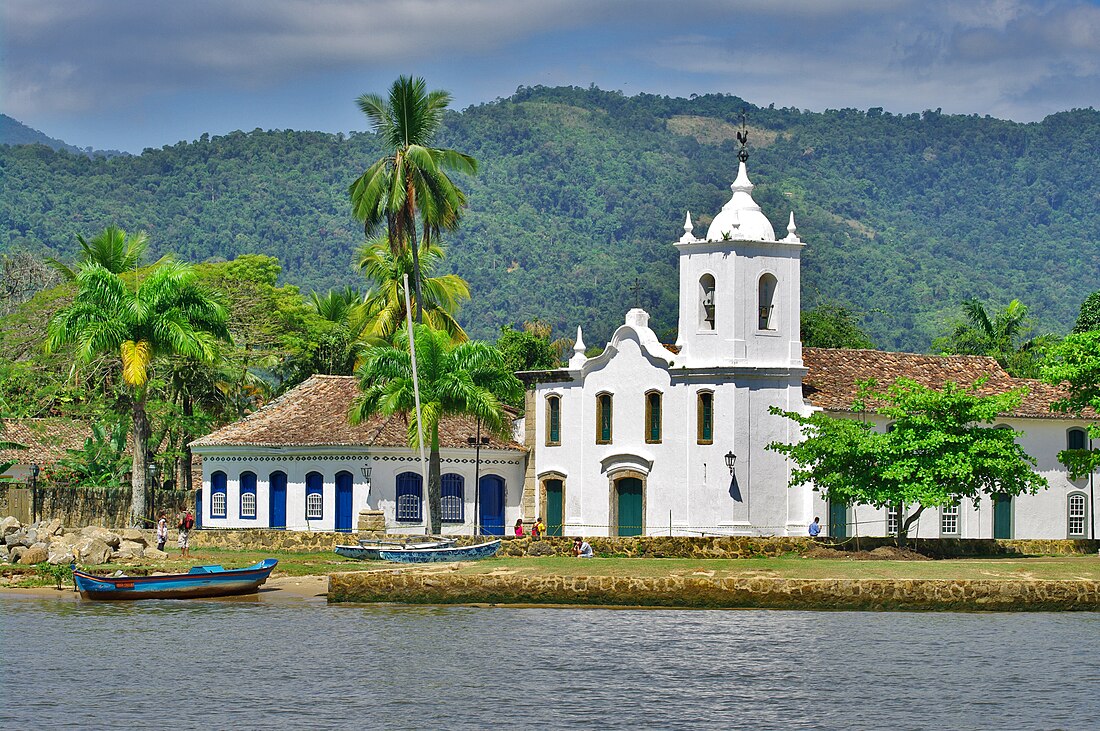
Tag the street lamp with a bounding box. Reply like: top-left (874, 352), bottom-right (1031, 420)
top-left (724, 451), bottom-right (737, 475)
top-left (468, 426), bottom-right (490, 536)
top-left (29, 463), bottom-right (40, 522)
top-left (360, 456), bottom-right (372, 497)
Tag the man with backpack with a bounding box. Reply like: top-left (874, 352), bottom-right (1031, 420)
top-left (177, 506), bottom-right (195, 558)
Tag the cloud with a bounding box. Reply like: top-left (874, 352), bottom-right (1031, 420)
top-left (2, 0), bottom-right (1097, 123)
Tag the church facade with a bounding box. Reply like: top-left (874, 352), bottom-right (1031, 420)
top-left (519, 157), bottom-right (1096, 541)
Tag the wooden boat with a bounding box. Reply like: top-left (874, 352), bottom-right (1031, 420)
top-left (72, 559), bottom-right (278, 600)
top-left (376, 539), bottom-right (501, 563)
top-left (336, 538), bottom-right (456, 561)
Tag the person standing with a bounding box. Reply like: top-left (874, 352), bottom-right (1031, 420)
top-left (178, 507), bottom-right (195, 558)
top-left (531, 516), bottom-right (545, 540)
top-left (808, 516), bottom-right (821, 538)
top-left (156, 512), bottom-right (169, 552)
top-left (514, 518), bottom-right (525, 538)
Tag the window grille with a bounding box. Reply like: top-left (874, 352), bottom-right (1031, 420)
top-left (396, 472), bottom-right (422, 522)
top-left (941, 503), bottom-right (959, 535)
top-left (441, 474), bottom-right (464, 523)
top-left (887, 504), bottom-right (901, 535)
top-left (305, 472), bottom-right (323, 520)
top-left (211, 471), bottom-right (227, 518)
top-left (1068, 494), bottom-right (1087, 537)
top-left (240, 472), bottom-right (257, 518)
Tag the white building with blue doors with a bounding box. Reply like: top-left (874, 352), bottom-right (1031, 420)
top-left (190, 375), bottom-right (527, 534)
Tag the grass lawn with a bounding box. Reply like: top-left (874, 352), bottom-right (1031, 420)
top-left (449, 555), bottom-right (1100, 582)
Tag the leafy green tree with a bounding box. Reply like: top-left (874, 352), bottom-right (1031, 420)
top-left (768, 378), bottom-right (1047, 545)
top-left (47, 226), bottom-right (153, 280)
top-left (801, 303), bottom-right (875, 349)
top-left (46, 261), bottom-right (231, 525)
top-left (348, 75), bottom-right (477, 323)
top-left (357, 237), bottom-right (469, 343)
top-left (1073, 291), bottom-right (1100, 333)
top-left (495, 323), bottom-right (560, 409)
top-left (935, 298), bottom-right (1047, 377)
top-left (349, 325), bottom-right (522, 533)
top-left (57, 416), bottom-right (130, 486)
top-left (1043, 330), bottom-right (1100, 478)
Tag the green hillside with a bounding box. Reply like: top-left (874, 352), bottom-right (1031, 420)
top-left (2, 87), bottom-right (1097, 351)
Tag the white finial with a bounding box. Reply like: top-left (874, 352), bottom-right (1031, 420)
top-left (569, 326), bottom-right (587, 369)
top-left (784, 211), bottom-right (800, 242)
top-left (679, 211), bottom-right (698, 243)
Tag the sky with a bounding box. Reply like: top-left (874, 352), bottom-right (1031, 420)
top-left (2, 0), bottom-right (1098, 153)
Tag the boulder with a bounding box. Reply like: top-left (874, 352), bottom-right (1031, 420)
top-left (73, 537), bottom-right (112, 565)
top-left (0, 544), bottom-right (9, 562)
top-left (116, 540), bottom-right (145, 559)
top-left (1, 516), bottom-right (21, 537)
top-left (9, 546), bottom-right (25, 563)
top-left (118, 529), bottom-right (148, 546)
top-left (144, 547), bottom-right (168, 560)
top-left (44, 518), bottom-right (64, 536)
top-left (4, 532), bottom-right (23, 547)
top-left (23, 528), bottom-right (39, 546)
top-left (18, 545), bottom-right (49, 565)
top-left (80, 526), bottom-right (121, 549)
top-left (47, 545), bottom-right (75, 565)
top-left (57, 532), bottom-right (80, 546)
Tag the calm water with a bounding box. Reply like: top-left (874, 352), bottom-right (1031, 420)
top-left (1, 593), bottom-right (1097, 730)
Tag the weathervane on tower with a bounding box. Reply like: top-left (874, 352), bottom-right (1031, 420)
top-left (736, 109), bottom-right (749, 163)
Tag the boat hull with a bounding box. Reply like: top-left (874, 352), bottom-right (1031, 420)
top-left (73, 559), bottom-right (277, 600)
top-left (336, 539), bottom-right (456, 561)
top-left (377, 539), bottom-right (501, 563)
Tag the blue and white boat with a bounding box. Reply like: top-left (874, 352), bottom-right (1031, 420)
top-left (335, 538), bottom-right (455, 561)
top-left (72, 559), bottom-right (278, 600)
top-left (377, 539), bottom-right (501, 563)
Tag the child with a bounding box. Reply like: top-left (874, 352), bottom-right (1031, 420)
top-left (514, 518), bottom-right (525, 537)
top-left (156, 512), bottom-right (168, 552)
top-left (532, 516), bottom-right (545, 539)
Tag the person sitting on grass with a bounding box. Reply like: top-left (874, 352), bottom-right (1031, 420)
top-left (572, 537), bottom-right (593, 558)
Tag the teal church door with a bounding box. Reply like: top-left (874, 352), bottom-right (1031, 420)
top-left (616, 477), bottom-right (643, 537)
top-left (545, 480), bottom-right (564, 537)
top-left (993, 493), bottom-right (1013, 539)
top-left (829, 501), bottom-right (847, 539)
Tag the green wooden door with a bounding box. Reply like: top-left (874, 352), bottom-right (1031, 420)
top-left (993, 493), bottom-right (1013, 539)
top-left (829, 501), bottom-right (847, 539)
top-left (545, 480), bottom-right (564, 537)
top-left (616, 477), bottom-right (643, 537)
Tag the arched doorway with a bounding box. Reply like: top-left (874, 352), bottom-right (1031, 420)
top-left (479, 475), bottom-right (505, 536)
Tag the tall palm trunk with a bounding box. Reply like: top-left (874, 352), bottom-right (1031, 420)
top-left (181, 392), bottom-right (194, 498)
top-left (406, 185), bottom-right (424, 324)
top-left (130, 389), bottom-right (149, 527)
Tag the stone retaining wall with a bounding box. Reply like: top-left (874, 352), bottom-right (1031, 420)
top-left (185, 530), bottom-right (1100, 558)
top-left (328, 571), bottom-right (1100, 611)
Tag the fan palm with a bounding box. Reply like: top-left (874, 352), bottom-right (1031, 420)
top-left (46, 261), bottom-right (231, 525)
top-left (48, 226), bottom-right (154, 280)
top-left (349, 325), bottom-right (522, 533)
top-left (358, 237), bottom-right (470, 344)
top-left (349, 76), bottom-right (477, 324)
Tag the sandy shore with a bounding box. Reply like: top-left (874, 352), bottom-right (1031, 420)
top-left (0, 574), bottom-right (329, 602)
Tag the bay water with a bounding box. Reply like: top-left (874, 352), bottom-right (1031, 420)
top-left (2, 594), bottom-right (1096, 730)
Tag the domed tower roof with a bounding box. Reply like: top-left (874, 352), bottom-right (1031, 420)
top-left (704, 161), bottom-right (776, 242)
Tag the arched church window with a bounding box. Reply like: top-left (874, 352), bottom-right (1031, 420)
top-left (1067, 427), bottom-right (1087, 451)
top-left (699, 274), bottom-right (716, 331)
top-left (546, 395), bottom-right (561, 446)
top-left (697, 391), bottom-right (714, 445)
top-left (758, 274), bottom-right (778, 330)
top-left (596, 393), bottom-right (613, 444)
top-left (645, 391), bottom-right (662, 444)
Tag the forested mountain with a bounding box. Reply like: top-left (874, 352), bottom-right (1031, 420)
top-left (2, 87), bottom-right (1098, 351)
top-left (0, 114), bottom-right (126, 158)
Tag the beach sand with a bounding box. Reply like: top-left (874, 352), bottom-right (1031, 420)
top-left (0, 574), bottom-right (329, 602)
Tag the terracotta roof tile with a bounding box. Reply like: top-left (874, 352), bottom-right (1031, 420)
top-left (802, 348), bottom-right (1092, 420)
top-left (190, 375), bottom-right (525, 451)
top-left (0, 418), bottom-right (90, 465)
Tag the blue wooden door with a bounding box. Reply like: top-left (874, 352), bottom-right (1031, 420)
top-left (269, 472), bottom-right (287, 529)
top-left (195, 490), bottom-right (203, 529)
top-left (335, 471), bottom-right (354, 533)
top-left (479, 475), bottom-right (505, 536)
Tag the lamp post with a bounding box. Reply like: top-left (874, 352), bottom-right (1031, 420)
top-left (468, 420), bottom-right (490, 536)
top-left (360, 456), bottom-right (372, 497)
top-left (147, 463), bottom-right (157, 524)
top-left (29, 463), bottom-right (40, 523)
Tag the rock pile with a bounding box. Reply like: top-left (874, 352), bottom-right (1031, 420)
top-left (0, 516), bottom-right (166, 565)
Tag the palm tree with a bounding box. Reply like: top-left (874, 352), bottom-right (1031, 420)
top-left (48, 226), bottom-right (154, 280)
top-left (939, 298), bottom-right (1044, 376)
top-left (349, 325), bottom-right (522, 533)
top-left (349, 76), bottom-right (477, 324)
top-left (46, 261), bottom-right (231, 526)
top-left (358, 237), bottom-right (470, 344)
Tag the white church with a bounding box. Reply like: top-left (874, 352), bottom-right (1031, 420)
top-left (191, 149), bottom-right (1096, 541)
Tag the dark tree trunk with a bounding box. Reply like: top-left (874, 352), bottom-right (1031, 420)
top-left (428, 441), bottom-right (442, 535)
top-left (898, 504), bottom-right (926, 549)
top-left (181, 393), bottom-right (194, 495)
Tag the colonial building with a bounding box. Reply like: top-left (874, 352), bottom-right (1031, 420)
top-left (519, 156), bottom-right (1096, 541)
top-left (190, 375), bottom-right (526, 534)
